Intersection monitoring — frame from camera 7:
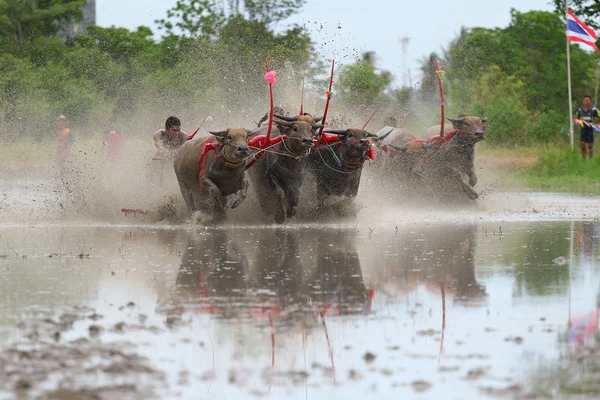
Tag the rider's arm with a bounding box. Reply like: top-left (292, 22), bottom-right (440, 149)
top-left (153, 130), bottom-right (165, 151)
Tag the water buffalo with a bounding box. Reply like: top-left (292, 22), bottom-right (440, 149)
top-left (419, 116), bottom-right (487, 200)
top-left (174, 128), bottom-right (252, 224)
top-left (248, 114), bottom-right (323, 224)
top-left (311, 128), bottom-right (392, 217)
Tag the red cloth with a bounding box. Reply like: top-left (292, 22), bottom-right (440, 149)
top-left (197, 137), bottom-right (218, 179)
top-left (404, 129), bottom-right (459, 148)
top-left (105, 132), bottom-right (123, 162)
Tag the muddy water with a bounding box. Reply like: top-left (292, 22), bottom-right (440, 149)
top-left (0, 221), bottom-right (599, 399)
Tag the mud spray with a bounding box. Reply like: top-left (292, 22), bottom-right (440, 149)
top-left (0, 46), bottom-right (532, 226)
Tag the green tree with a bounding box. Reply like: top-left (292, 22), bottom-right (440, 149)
top-left (336, 52), bottom-right (393, 109)
top-left (553, 0), bottom-right (600, 29)
top-left (156, 0), bottom-right (306, 38)
top-left (0, 0), bottom-right (85, 53)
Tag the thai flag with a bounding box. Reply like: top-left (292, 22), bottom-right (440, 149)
top-left (567, 9), bottom-right (599, 52)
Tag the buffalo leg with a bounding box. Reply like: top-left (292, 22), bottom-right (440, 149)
top-left (228, 177), bottom-right (249, 209)
top-left (179, 183), bottom-right (195, 214)
top-left (267, 173), bottom-right (286, 224)
top-left (203, 177), bottom-right (227, 223)
top-left (450, 168), bottom-right (478, 200)
top-left (467, 167), bottom-right (478, 187)
top-left (286, 186), bottom-right (301, 219)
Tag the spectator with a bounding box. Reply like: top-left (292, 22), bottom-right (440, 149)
top-left (56, 114), bottom-right (73, 161)
top-left (575, 95), bottom-right (598, 159)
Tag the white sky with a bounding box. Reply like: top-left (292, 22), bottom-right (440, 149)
top-left (96, 0), bottom-right (556, 89)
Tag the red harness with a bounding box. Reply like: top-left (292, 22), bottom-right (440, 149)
top-left (196, 137), bottom-right (247, 181)
top-left (405, 129), bottom-right (459, 148)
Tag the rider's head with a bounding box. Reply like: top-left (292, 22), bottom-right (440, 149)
top-left (165, 116), bottom-right (181, 134)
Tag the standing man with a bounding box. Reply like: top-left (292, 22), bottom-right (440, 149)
top-left (575, 95), bottom-right (598, 159)
top-left (153, 116), bottom-right (189, 158)
top-left (56, 114), bottom-right (73, 161)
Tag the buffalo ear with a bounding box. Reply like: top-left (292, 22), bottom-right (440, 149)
top-left (481, 117), bottom-right (488, 123)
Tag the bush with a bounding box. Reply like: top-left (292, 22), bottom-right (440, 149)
top-left (468, 92), bottom-right (530, 146)
top-left (530, 110), bottom-right (569, 143)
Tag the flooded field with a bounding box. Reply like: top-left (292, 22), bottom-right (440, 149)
top-left (1, 218), bottom-right (600, 399)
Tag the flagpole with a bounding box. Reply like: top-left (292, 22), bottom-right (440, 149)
top-left (566, 3), bottom-right (575, 150)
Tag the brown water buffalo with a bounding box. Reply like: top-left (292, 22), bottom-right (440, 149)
top-left (310, 128), bottom-right (393, 217)
top-left (248, 114), bottom-right (323, 224)
top-left (174, 128), bottom-right (252, 224)
top-left (421, 116), bottom-right (487, 200)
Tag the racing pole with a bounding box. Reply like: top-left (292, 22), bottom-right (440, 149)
top-left (265, 58), bottom-right (275, 142)
top-left (435, 59), bottom-right (445, 138)
top-left (363, 106), bottom-right (381, 130)
top-left (300, 23), bottom-right (308, 116)
top-left (319, 60), bottom-right (335, 138)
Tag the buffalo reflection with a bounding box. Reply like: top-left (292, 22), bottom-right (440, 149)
top-left (377, 223), bottom-right (486, 304)
top-left (308, 228), bottom-right (370, 315)
top-left (158, 227), bottom-right (371, 323)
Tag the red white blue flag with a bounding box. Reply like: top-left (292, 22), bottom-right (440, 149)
top-left (567, 9), bottom-right (599, 52)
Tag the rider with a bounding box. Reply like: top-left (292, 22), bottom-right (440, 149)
top-left (257, 106), bottom-right (285, 127)
top-left (153, 116), bottom-right (189, 157)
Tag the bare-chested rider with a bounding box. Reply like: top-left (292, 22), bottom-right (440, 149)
top-left (153, 116), bottom-right (189, 157)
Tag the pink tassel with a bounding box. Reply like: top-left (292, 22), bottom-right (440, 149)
top-left (264, 70), bottom-right (277, 84)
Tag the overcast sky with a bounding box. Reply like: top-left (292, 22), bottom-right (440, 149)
top-left (96, 0), bottom-right (557, 89)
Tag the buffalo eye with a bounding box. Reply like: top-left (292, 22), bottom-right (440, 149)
top-left (227, 135), bottom-right (233, 140)
top-left (293, 125), bottom-right (298, 131)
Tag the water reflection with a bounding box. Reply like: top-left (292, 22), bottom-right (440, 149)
top-left (4, 221), bottom-right (600, 398)
top-left (161, 228), bottom-right (372, 323)
top-left (309, 229), bottom-right (370, 315)
top-left (168, 229), bottom-right (249, 319)
top-left (372, 223), bottom-right (487, 305)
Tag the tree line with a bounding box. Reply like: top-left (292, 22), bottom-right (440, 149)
top-left (0, 1), bottom-right (598, 146)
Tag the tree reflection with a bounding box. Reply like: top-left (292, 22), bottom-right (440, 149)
top-left (376, 223), bottom-right (486, 304)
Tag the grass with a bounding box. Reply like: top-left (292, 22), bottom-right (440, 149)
top-left (473, 141), bottom-right (600, 194)
top-left (515, 144), bottom-right (600, 194)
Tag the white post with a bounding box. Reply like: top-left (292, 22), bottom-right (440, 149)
top-left (567, 3), bottom-right (575, 150)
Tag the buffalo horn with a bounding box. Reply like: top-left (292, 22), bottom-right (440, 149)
top-left (209, 129), bottom-right (229, 137)
top-left (313, 116), bottom-right (323, 122)
top-left (446, 117), bottom-right (463, 123)
top-left (371, 128), bottom-right (394, 141)
top-left (311, 123), bottom-right (325, 130)
top-left (323, 129), bottom-right (349, 135)
top-left (274, 120), bottom-right (295, 128)
top-left (273, 114), bottom-right (297, 122)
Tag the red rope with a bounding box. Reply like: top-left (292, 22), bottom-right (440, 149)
top-left (319, 60), bottom-right (335, 139)
top-left (186, 126), bottom-right (201, 142)
top-left (269, 312), bottom-right (275, 368)
top-left (438, 281), bottom-right (446, 364)
top-left (362, 106), bottom-right (380, 130)
top-left (320, 311), bottom-right (336, 385)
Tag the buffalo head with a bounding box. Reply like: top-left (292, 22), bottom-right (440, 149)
top-left (323, 128), bottom-right (381, 159)
top-left (209, 128), bottom-right (252, 163)
top-left (446, 116), bottom-right (488, 143)
top-left (274, 115), bottom-right (323, 155)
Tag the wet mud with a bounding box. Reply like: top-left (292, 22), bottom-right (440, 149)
top-left (0, 220), bottom-right (599, 399)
